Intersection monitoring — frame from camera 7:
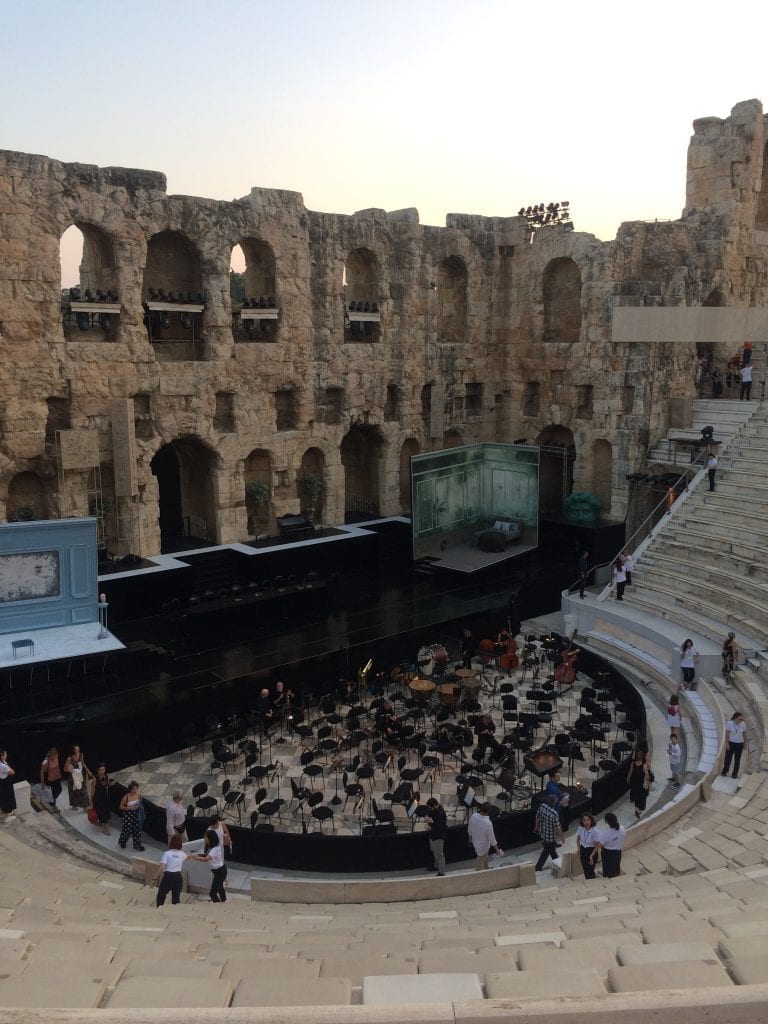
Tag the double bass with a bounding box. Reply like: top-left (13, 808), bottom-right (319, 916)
top-left (554, 643), bottom-right (579, 687)
top-left (498, 630), bottom-right (519, 672)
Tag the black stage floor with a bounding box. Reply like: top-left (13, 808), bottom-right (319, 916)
top-left (1, 519), bottom-right (583, 783)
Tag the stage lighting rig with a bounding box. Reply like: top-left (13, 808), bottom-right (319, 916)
top-left (517, 200), bottom-right (573, 240)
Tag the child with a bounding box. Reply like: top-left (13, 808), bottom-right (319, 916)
top-left (668, 733), bottom-right (682, 787)
top-left (667, 694), bottom-right (682, 731)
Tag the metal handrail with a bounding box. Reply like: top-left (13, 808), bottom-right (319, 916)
top-left (564, 450), bottom-right (709, 596)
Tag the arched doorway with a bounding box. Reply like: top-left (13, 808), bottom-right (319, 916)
top-left (536, 425), bottom-right (575, 517)
top-left (341, 425), bottom-right (383, 520)
top-left (592, 439), bottom-right (612, 515)
top-left (399, 439), bottom-right (420, 512)
top-left (244, 448), bottom-right (272, 533)
top-left (298, 447), bottom-right (325, 520)
top-left (151, 437), bottom-right (216, 548)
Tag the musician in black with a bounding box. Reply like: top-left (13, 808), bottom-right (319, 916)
top-left (255, 688), bottom-right (274, 736)
top-left (425, 797), bottom-right (447, 876)
top-left (461, 628), bottom-right (476, 669)
top-left (475, 714), bottom-right (504, 763)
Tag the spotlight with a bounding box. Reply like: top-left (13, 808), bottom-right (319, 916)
top-left (186, 291), bottom-right (195, 303)
top-left (371, 302), bottom-right (379, 313)
top-left (267, 296), bottom-right (275, 307)
top-left (168, 291), bottom-right (177, 302)
top-left (363, 302), bottom-right (370, 312)
top-left (76, 312), bottom-right (90, 331)
top-left (84, 289), bottom-right (95, 301)
top-left (701, 425), bottom-right (714, 441)
top-left (258, 296), bottom-right (267, 308)
top-left (195, 292), bottom-right (205, 304)
top-left (98, 313), bottom-right (112, 331)
top-left (160, 312), bottom-right (171, 329)
top-left (106, 289), bottom-right (119, 302)
top-left (69, 286), bottom-right (80, 301)
top-left (260, 319), bottom-right (271, 335)
top-left (157, 288), bottom-right (168, 301)
top-left (180, 312), bottom-right (192, 330)
top-left (242, 297), bottom-right (251, 309)
top-left (96, 289), bottom-right (107, 301)
top-left (349, 301), bottom-right (357, 312)
top-left (148, 288), bottom-right (158, 301)
top-left (244, 319), bottom-right (256, 336)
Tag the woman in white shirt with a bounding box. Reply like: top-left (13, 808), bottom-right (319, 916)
top-left (196, 828), bottom-right (227, 902)
top-left (591, 812), bottom-right (626, 878)
top-left (576, 812), bottom-right (599, 879)
top-left (612, 559), bottom-right (627, 601)
top-left (622, 550), bottom-right (634, 585)
top-left (152, 835), bottom-right (188, 906)
top-left (722, 712), bottom-right (747, 779)
top-left (680, 639), bottom-right (699, 690)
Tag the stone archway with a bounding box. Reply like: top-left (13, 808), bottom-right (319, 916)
top-left (536, 425), bottom-right (575, 517)
top-left (341, 425), bottom-right (383, 519)
top-left (150, 437), bottom-right (217, 547)
top-left (6, 471), bottom-right (48, 522)
top-left (592, 439), bottom-right (612, 515)
top-left (298, 447), bottom-right (326, 520)
top-left (398, 439), bottom-right (420, 512)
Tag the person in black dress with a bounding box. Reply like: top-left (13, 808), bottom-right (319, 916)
top-left (627, 742), bottom-right (651, 819)
top-left (91, 763), bottom-right (115, 835)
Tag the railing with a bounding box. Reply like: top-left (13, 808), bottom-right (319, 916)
top-left (564, 450), bottom-right (709, 598)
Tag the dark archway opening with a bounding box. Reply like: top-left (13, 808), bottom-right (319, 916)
top-left (341, 425), bottom-right (383, 521)
top-left (537, 425), bottom-right (576, 517)
top-left (151, 437), bottom-right (216, 550)
top-left (151, 444), bottom-right (183, 542)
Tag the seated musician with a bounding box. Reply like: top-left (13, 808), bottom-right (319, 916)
top-left (474, 714), bottom-right (504, 762)
top-left (255, 688), bottom-right (274, 736)
top-left (374, 702), bottom-right (398, 740)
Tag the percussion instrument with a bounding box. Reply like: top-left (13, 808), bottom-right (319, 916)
top-left (439, 683), bottom-right (459, 706)
top-left (461, 676), bottom-right (482, 693)
top-left (479, 638), bottom-right (498, 653)
top-left (455, 667), bottom-right (476, 678)
top-left (409, 678), bottom-right (435, 702)
top-left (416, 644), bottom-right (449, 677)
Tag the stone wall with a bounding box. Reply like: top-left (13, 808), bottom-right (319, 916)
top-left (1, 98), bottom-right (767, 556)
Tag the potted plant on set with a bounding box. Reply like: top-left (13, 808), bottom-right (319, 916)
top-left (299, 472), bottom-right (323, 522)
top-left (244, 480), bottom-right (271, 534)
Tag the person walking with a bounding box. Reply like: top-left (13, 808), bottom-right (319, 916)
top-left (118, 781), bottom-right (145, 851)
top-left (722, 632), bottom-right (740, 683)
top-left (41, 747), bottom-right (63, 812)
top-left (578, 550), bottom-right (590, 599)
top-left (722, 712), bottom-right (747, 779)
top-left (467, 803), bottom-right (501, 870)
top-left (628, 742), bottom-right (652, 818)
top-left (740, 362), bottom-right (752, 400)
top-left (534, 795), bottom-right (564, 872)
top-left (591, 813), bottom-right (626, 878)
top-left (91, 764), bottom-right (115, 835)
top-left (667, 733), bottom-right (683, 787)
top-left (667, 694), bottom-right (682, 732)
top-left (425, 797), bottom-right (447, 876)
top-left (0, 750), bottom-right (17, 822)
top-left (622, 549), bottom-right (634, 586)
top-left (196, 828), bottom-right (227, 902)
top-left (707, 451), bottom-right (718, 491)
top-left (576, 812), bottom-right (599, 880)
top-left (64, 745), bottom-right (93, 810)
top-left (612, 558), bottom-right (626, 601)
top-left (166, 790), bottom-right (187, 844)
top-left (680, 639), bottom-right (699, 690)
top-left (152, 835), bottom-right (188, 907)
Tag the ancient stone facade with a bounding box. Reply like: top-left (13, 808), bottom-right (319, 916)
top-left (1, 99), bottom-right (767, 557)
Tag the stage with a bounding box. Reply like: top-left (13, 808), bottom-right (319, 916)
top-left (422, 541), bottom-right (538, 574)
top-left (0, 623), bottom-right (124, 671)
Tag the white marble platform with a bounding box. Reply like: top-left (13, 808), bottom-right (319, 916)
top-left (0, 623), bottom-right (124, 669)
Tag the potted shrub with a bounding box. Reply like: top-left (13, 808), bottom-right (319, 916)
top-left (299, 472), bottom-right (323, 520)
top-left (245, 480), bottom-right (271, 533)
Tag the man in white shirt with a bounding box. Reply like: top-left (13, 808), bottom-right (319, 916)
top-left (467, 803), bottom-right (500, 870)
top-left (707, 452), bottom-right (718, 492)
top-left (740, 363), bottom-right (752, 400)
top-left (166, 790), bottom-right (187, 843)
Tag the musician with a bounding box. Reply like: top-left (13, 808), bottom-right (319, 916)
top-left (254, 688), bottom-right (274, 736)
top-left (461, 628), bottom-right (476, 670)
top-left (497, 629), bottom-right (511, 652)
top-left (425, 797), bottom-right (447, 876)
top-left (474, 714), bottom-right (504, 763)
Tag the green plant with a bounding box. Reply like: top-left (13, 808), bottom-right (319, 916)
top-left (245, 480), bottom-right (270, 507)
top-left (10, 505), bottom-right (36, 522)
top-left (299, 472), bottom-right (323, 502)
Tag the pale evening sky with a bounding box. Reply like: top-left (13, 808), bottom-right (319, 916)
top-left (1, 0), bottom-right (765, 285)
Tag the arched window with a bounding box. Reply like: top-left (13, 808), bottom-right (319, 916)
top-left (60, 223), bottom-right (120, 342)
top-left (437, 256), bottom-right (467, 343)
top-left (231, 239), bottom-right (279, 342)
top-left (344, 248), bottom-right (381, 342)
top-left (543, 258), bottom-right (582, 343)
top-left (143, 231), bottom-right (205, 360)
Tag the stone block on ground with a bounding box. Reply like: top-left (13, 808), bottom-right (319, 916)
top-left (105, 976), bottom-right (234, 1008)
top-left (362, 972), bottom-right (483, 1004)
top-left (608, 961), bottom-right (733, 993)
top-left (485, 968), bottom-right (606, 999)
top-left (231, 976), bottom-right (351, 1007)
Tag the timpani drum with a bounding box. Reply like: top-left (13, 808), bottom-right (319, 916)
top-left (409, 678), bottom-right (435, 702)
top-left (416, 643), bottom-right (449, 677)
top-left (439, 683), bottom-right (459, 706)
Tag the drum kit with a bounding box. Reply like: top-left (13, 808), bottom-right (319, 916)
top-left (417, 643), bottom-right (449, 678)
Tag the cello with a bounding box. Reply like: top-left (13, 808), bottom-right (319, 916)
top-left (498, 630), bottom-right (519, 672)
top-left (554, 643), bottom-right (578, 687)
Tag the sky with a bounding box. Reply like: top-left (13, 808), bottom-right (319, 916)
top-left (3, 0), bottom-right (766, 285)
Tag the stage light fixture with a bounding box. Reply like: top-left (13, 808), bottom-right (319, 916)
top-left (148, 288), bottom-right (158, 301)
top-left (69, 286), bottom-right (80, 300)
top-left (267, 296), bottom-right (275, 307)
top-left (96, 289), bottom-right (107, 301)
top-left (180, 312), bottom-right (193, 330)
top-left (349, 301), bottom-right (357, 311)
top-left (99, 313), bottom-right (112, 331)
top-left (84, 289), bottom-right (95, 301)
top-left (106, 289), bottom-right (119, 302)
top-left (160, 312), bottom-right (171, 329)
top-left (76, 312), bottom-right (90, 331)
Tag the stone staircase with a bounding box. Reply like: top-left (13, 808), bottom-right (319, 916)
top-left (2, 784), bottom-right (768, 1015)
top-left (648, 397), bottom-right (756, 467)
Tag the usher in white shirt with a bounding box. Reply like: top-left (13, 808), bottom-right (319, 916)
top-left (468, 813), bottom-right (497, 855)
